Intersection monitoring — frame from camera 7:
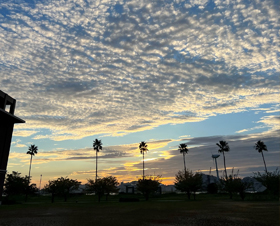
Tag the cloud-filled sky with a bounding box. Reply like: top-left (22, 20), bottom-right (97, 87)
top-left (1, 0), bottom-right (279, 186)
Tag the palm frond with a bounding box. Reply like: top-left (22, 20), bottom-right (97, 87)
top-left (178, 143), bottom-right (188, 154)
top-left (216, 140), bottom-right (229, 153)
top-left (139, 141), bottom-right (148, 154)
top-left (93, 139), bottom-right (103, 152)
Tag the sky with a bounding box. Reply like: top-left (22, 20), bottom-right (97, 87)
top-left (0, 0), bottom-right (279, 187)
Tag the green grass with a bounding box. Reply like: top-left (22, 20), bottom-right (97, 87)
top-left (0, 193), bottom-right (279, 226)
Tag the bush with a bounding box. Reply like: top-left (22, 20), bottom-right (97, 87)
top-left (4, 171), bottom-right (29, 196)
top-left (254, 169), bottom-right (280, 197)
top-left (219, 174), bottom-right (252, 200)
top-left (44, 177), bottom-right (81, 203)
top-left (207, 183), bottom-right (218, 194)
top-left (86, 176), bottom-right (119, 202)
top-left (137, 176), bottom-right (161, 200)
top-left (174, 170), bottom-right (202, 200)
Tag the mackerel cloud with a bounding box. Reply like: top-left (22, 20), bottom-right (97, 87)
top-left (1, 0), bottom-right (279, 140)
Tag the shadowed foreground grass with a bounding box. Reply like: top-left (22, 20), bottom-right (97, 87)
top-left (0, 194), bottom-right (279, 226)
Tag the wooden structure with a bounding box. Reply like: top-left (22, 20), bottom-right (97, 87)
top-left (0, 90), bottom-right (25, 203)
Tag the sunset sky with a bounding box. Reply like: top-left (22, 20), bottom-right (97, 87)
top-left (1, 0), bottom-right (279, 186)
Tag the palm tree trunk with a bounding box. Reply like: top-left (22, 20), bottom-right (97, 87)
top-left (183, 152), bottom-right (186, 175)
top-left (261, 151), bottom-right (267, 173)
top-left (143, 152), bottom-right (145, 180)
top-left (96, 150), bottom-right (98, 181)
top-left (28, 155), bottom-right (33, 183)
top-left (223, 152), bottom-right (227, 179)
top-left (25, 155), bottom-right (32, 202)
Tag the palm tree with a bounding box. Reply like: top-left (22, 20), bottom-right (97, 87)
top-left (254, 140), bottom-right (268, 173)
top-left (139, 141), bottom-right (148, 179)
top-left (216, 140), bottom-right (230, 179)
top-left (26, 144), bottom-right (38, 201)
top-left (93, 139), bottom-right (102, 181)
top-left (178, 143), bottom-right (189, 174)
top-left (27, 144), bottom-right (38, 183)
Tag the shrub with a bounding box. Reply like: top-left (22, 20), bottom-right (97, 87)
top-left (137, 176), bottom-right (161, 200)
top-left (86, 176), bottom-right (119, 202)
top-left (254, 169), bottom-right (280, 197)
top-left (219, 174), bottom-right (252, 200)
top-left (175, 170), bottom-right (202, 200)
top-left (207, 183), bottom-right (218, 194)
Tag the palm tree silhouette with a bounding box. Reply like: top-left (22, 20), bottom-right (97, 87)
top-left (178, 143), bottom-right (189, 174)
top-left (254, 140), bottom-right (268, 173)
top-left (139, 141), bottom-right (148, 179)
top-left (93, 139), bottom-right (102, 181)
top-left (216, 140), bottom-right (230, 179)
top-left (27, 144), bottom-right (38, 183)
top-left (26, 144), bottom-right (38, 201)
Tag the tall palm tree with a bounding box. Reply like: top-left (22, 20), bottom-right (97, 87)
top-left (27, 144), bottom-right (38, 183)
top-left (254, 140), bottom-right (268, 173)
top-left (139, 141), bottom-right (148, 179)
top-left (93, 139), bottom-right (102, 181)
top-left (26, 144), bottom-right (38, 201)
top-left (178, 143), bottom-right (189, 175)
top-left (216, 140), bottom-right (230, 179)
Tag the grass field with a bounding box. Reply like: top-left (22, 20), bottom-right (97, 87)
top-left (0, 193), bottom-right (279, 226)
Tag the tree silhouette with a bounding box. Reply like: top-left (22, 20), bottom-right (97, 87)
top-left (93, 139), bottom-right (102, 181)
top-left (26, 144), bottom-right (38, 201)
top-left (86, 176), bottom-right (119, 202)
top-left (139, 141), bottom-right (148, 179)
top-left (27, 144), bottom-right (38, 182)
top-left (254, 140), bottom-right (268, 173)
top-left (178, 143), bottom-right (189, 175)
top-left (216, 140), bottom-right (230, 179)
top-left (44, 177), bottom-right (81, 203)
top-left (137, 176), bottom-right (161, 201)
top-left (175, 170), bottom-right (202, 200)
top-left (4, 171), bottom-right (29, 196)
top-left (44, 180), bottom-right (59, 203)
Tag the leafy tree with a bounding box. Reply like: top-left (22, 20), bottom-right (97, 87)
top-left (137, 175), bottom-right (161, 201)
top-left (44, 177), bottom-right (81, 203)
top-left (254, 169), bottom-right (280, 197)
top-left (86, 176), bottom-right (119, 202)
top-left (4, 171), bottom-right (29, 196)
top-left (233, 178), bottom-right (252, 201)
top-left (254, 140), bottom-right (268, 173)
top-left (175, 170), bottom-right (202, 200)
top-left (216, 140), bottom-right (230, 179)
top-left (102, 176), bottom-right (119, 201)
top-left (219, 173), bottom-right (252, 200)
top-left (139, 141), bottom-right (148, 179)
top-left (44, 180), bottom-right (59, 203)
top-left (57, 177), bottom-right (81, 202)
top-left (93, 139), bottom-right (102, 180)
top-left (178, 143), bottom-right (189, 175)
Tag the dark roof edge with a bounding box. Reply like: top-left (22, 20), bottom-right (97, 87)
top-left (0, 108), bottom-right (25, 123)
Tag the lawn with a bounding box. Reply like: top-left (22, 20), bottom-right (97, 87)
top-left (0, 193), bottom-right (279, 226)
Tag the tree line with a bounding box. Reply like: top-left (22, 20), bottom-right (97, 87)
top-left (3, 139), bottom-right (278, 203)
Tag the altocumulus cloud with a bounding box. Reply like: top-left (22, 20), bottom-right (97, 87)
top-left (0, 0), bottom-right (279, 140)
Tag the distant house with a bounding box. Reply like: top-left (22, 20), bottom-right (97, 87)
top-left (159, 184), bottom-right (177, 193)
top-left (241, 177), bottom-right (266, 193)
top-left (118, 181), bottom-right (138, 194)
top-left (70, 184), bottom-right (86, 194)
top-left (118, 181), bottom-right (177, 194)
